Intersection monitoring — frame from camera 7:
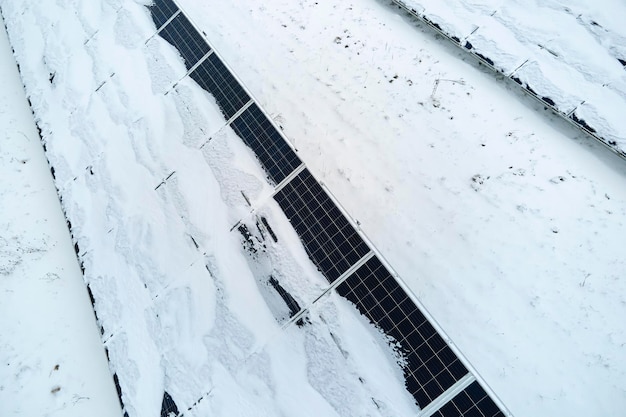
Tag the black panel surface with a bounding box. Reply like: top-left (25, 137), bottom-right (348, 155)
top-left (431, 381), bottom-right (505, 417)
top-left (231, 103), bottom-right (301, 184)
top-left (159, 13), bottom-right (210, 70)
top-left (189, 53), bottom-right (250, 119)
top-left (160, 391), bottom-right (180, 417)
top-left (273, 169), bottom-right (370, 281)
top-left (336, 256), bottom-right (468, 408)
top-left (148, 0), bottom-right (178, 29)
top-left (268, 276), bottom-right (301, 318)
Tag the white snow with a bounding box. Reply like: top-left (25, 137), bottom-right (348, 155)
top-left (2, 0), bottom-right (626, 416)
top-left (0, 17), bottom-right (121, 417)
top-left (174, 0), bottom-right (626, 415)
top-left (396, 0), bottom-right (626, 153)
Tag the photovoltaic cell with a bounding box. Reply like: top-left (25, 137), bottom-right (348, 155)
top-left (273, 169), bottom-right (370, 282)
top-left (159, 13), bottom-right (210, 70)
top-left (430, 381), bottom-right (505, 417)
top-left (231, 103), bottom-right (302, 184)
top-left (336, 256), bottom-right (469, 409)
top-left (189, 53), bottom-right (250, 119)
top-left (160, 391), bottom-right (180, 417)
top-left (148, 0), bottom-right (178, 30)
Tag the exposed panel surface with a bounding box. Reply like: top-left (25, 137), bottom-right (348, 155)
top-left (159, 13), bottom-right (210, 70)
top-left (336, 257), bottom-right (469, 408)
top-left (148, 0), bottom-right (178, 29)
top-left (144, 4), bottom-right (508, 415)
top-left (189, 53), bottom-right (250, 119)
top-left (231, 103), bottom-right (301, 183)
top-left (430, 381), bottom-right (505, 417)
top-left (273, 169), bottom-right (370, 282)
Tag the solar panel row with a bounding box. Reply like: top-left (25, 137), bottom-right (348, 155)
top-left (430, 381), bottom-right (506, 417)
top-left (147, 3), bottom-right (508, 416)
top-left (159, 13), bottom-right (210, 70)
top-left (189, 53), bottom-right (251, 120)
top-left (150, 2), bottom-right (300, 184)
top-left (230, 104), bottom-right (302, 184)
top-left (148, 0), bottom-right (178, 30)
top-left (274, 169), bottom-right (371, 282)
top-left (336, 256), bottom-right (468, 408)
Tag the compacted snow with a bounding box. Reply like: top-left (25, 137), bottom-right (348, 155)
top-left (1, 0), bottom-right (625, 416)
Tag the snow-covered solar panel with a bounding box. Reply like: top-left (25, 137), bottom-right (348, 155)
top-left (159, 13), bottom-right (210, 70)
top-left (189, 53), bottom-right (250, 119)
top-left (336, 256), bottom-right (469, 408)
top-left (148, 0), bottom-right (178, 30)
top-left (273, 169), bottom-right (370, 282)
top-left (430, 381), bottom-right (505, 417)
top-left (230, 103), bottom-right (302, 184)
top-left (143, 3), bottom-right (509, 414)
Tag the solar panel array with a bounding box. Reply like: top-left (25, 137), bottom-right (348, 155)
top-left (336, 256), bottom-right (468, 407)
top-left (230, 104), bottom-right (302, 184)
top-left (274, 168), bottom-right (370, 282)
top-left (431, 381), bottom-right (505, 417)
top-left (148, 0), bottom-right (178, 30)
top-left (189, 54), bottom-right (250, 120)
top-left (159, 13), bottom-right (210, 70)
top-left (146, 1), bottom-right (509, 416)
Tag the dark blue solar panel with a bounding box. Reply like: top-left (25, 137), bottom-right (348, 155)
top-left (148, 0), bottom-right (178, 29)
top-left (189, 53), bottom-right (250, 119)
top-left (231, 103), bottom-right (302, 184)
top-left (273, 169), bottom-right (370, 282)
top-left (336, 256), bottom-right (469, 408)
top-left (159, 13), bottom-right (210, 70)
top-left (431, 381), bottom-right (505, 417)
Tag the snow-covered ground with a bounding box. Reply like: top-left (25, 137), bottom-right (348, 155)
top-left (0, 17), bottom-right (121, 417)
top-left (2, 0), bottom-right (625, 416)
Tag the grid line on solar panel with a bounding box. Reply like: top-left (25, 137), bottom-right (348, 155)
top-left (189, 53), bottom-right (250, 119)
top-left (430, 381), bottom-right (506, 417)
top-left (231, 103), bottom-right (302, 184)
top-left (335, 256), bottom-right (469, 408)
top-left (159, 13), bottom-right (211, 70)
top-left (273, 169), bottom-right (370, 282)
top-left (148, 0), bottom-right (179, 29)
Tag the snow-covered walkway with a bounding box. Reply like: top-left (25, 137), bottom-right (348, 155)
top-left (0, 17), bottom-right (121, 417)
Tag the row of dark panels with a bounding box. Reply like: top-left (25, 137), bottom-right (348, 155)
top-left (147, 1), bottom-right (505, 416)
top-left (152, 1), bottom-right (302, 184)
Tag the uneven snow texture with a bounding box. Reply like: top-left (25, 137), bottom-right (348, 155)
top-left (3, 0), bottom-right (626, 416)
top-left (397, 0), bottom-right (626, 154)
top-left (0, 0), bottom-right (419, 416)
